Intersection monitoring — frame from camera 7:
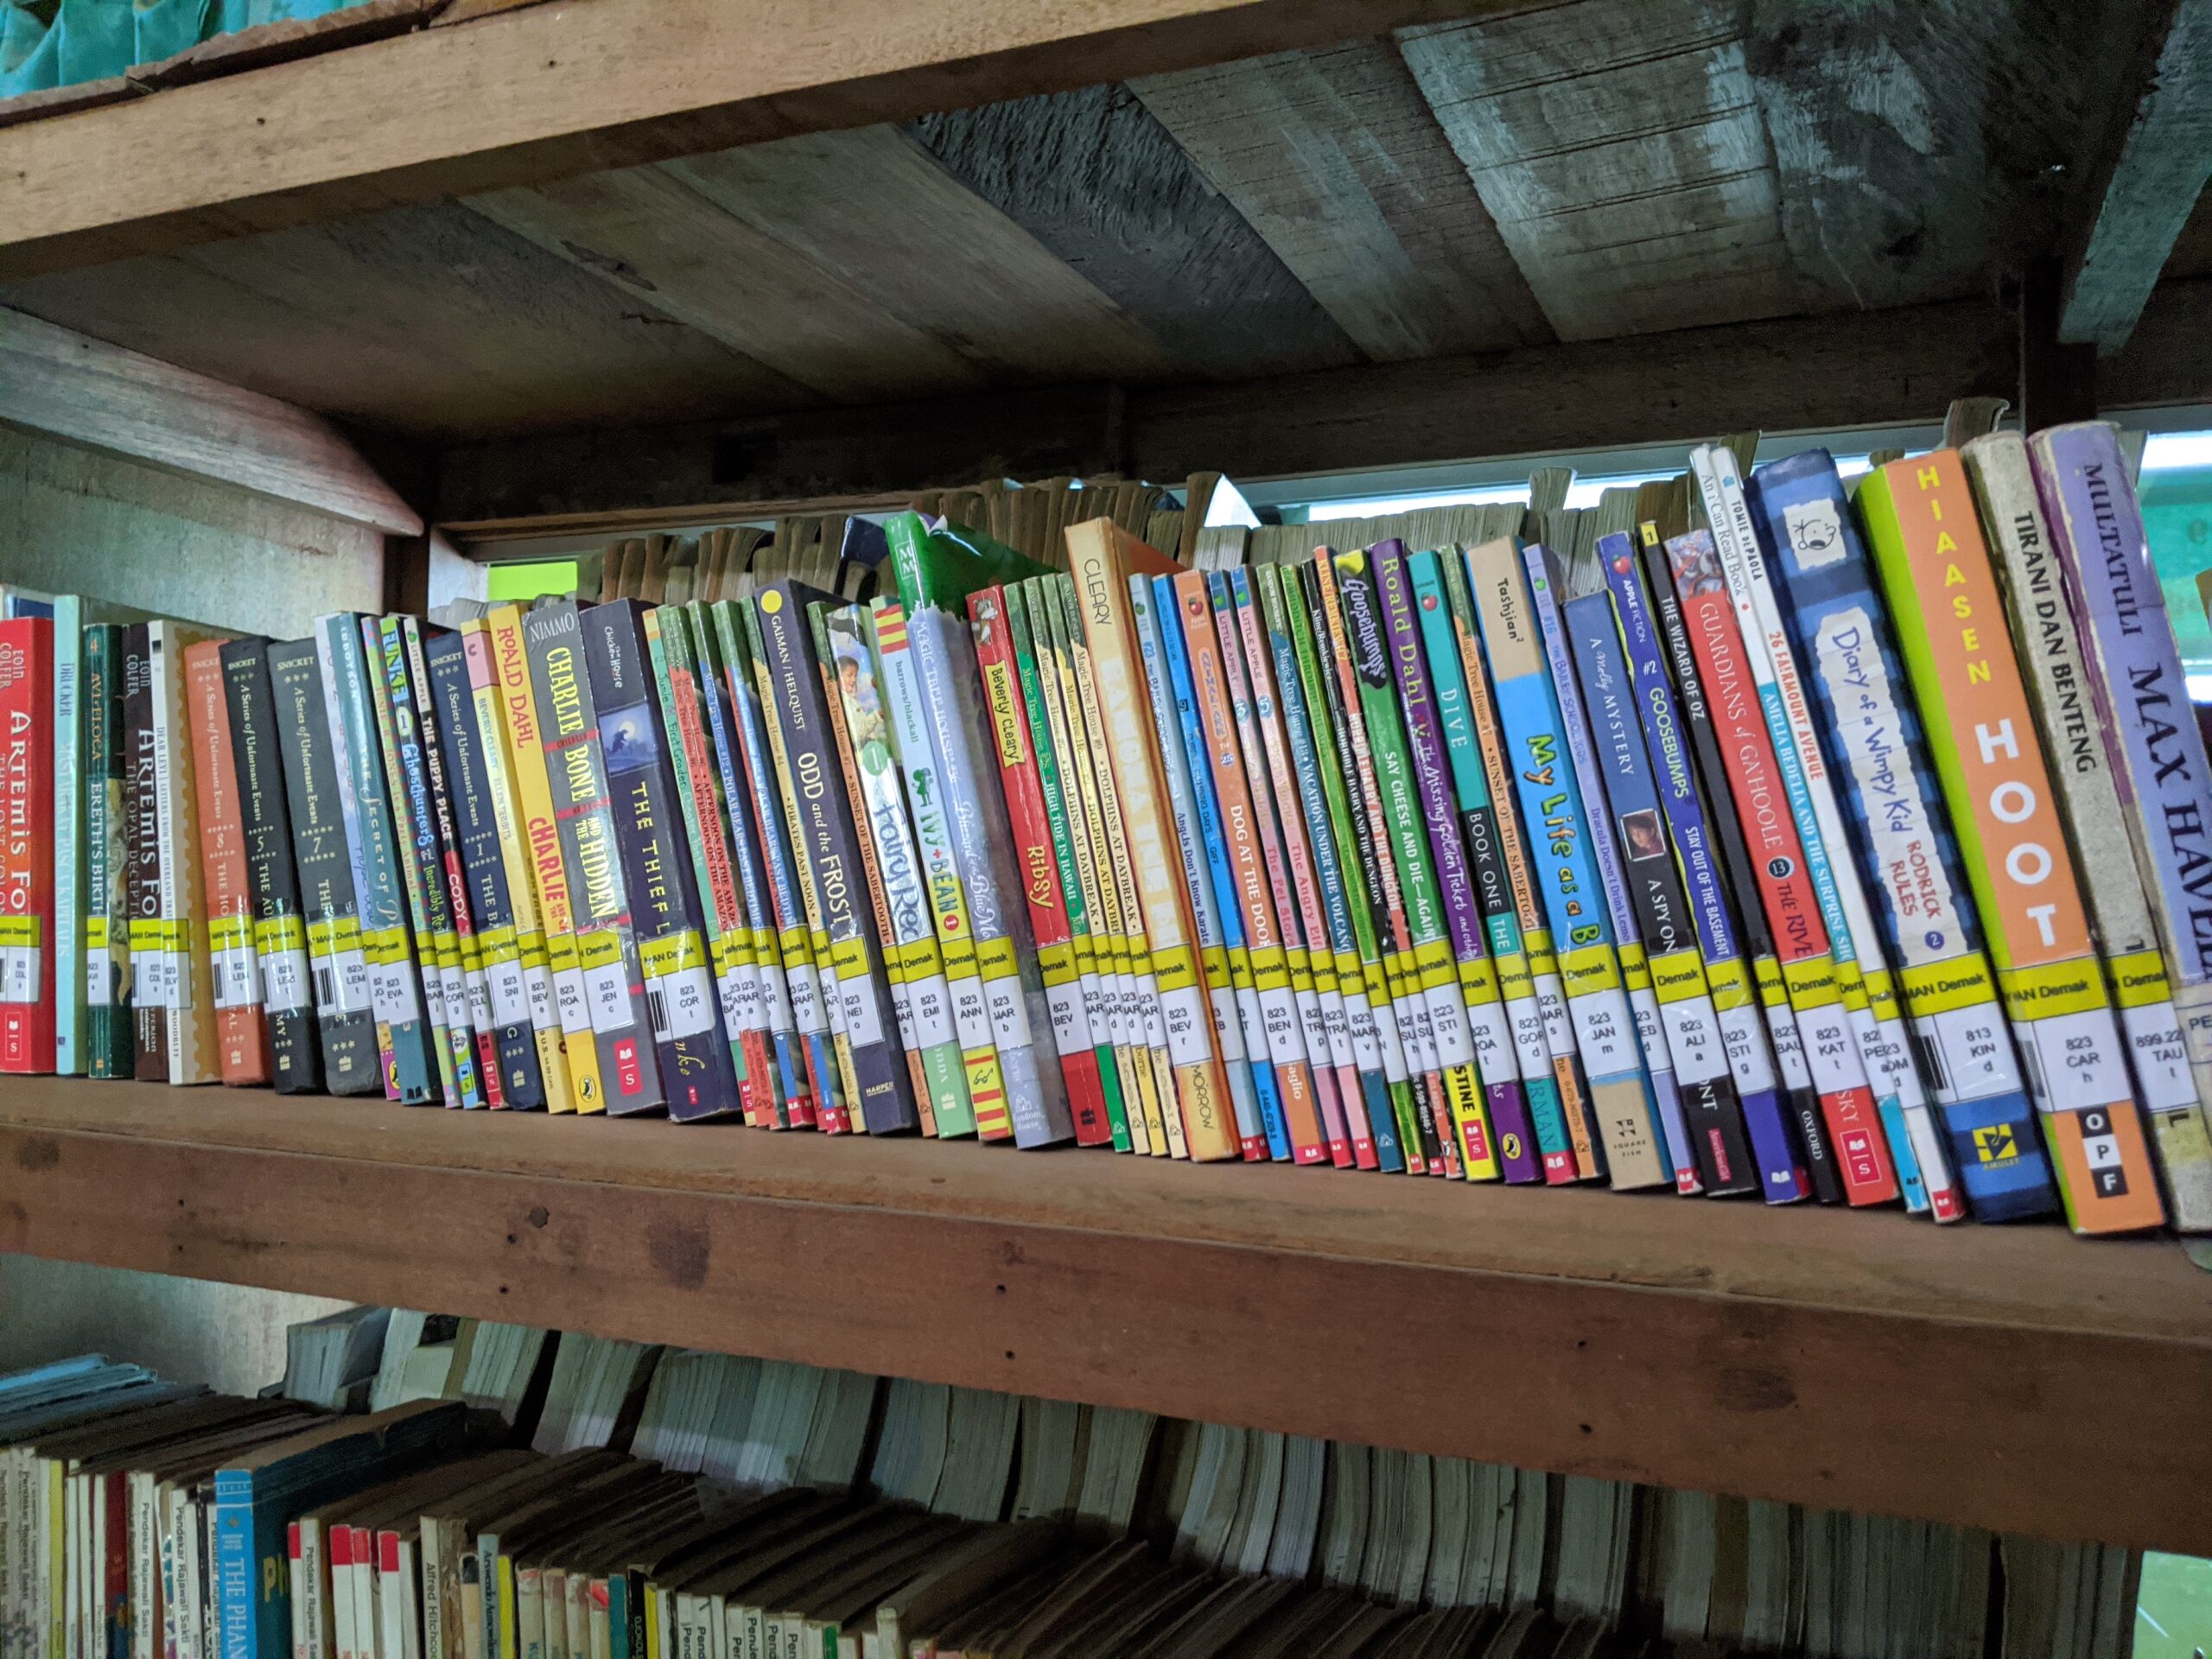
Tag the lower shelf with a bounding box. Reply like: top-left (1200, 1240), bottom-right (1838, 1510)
top-left (2, 1077), bottom-right (2208, 1553)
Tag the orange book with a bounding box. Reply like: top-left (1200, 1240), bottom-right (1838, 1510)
top-left (1061, 518), bottom-right (1239, 1160)
top-left (185, 639), bottom-right (268, 1084)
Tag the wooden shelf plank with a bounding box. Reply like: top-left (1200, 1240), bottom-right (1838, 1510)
top-left (0, 0), bottom-right (1516, 282)
top-left (2, 1079), bottom-right (2208, 1552)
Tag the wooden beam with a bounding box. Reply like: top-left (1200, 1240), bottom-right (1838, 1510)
top-left (5, 1084), bottom-right (2212, 1553)
top-left (0, 0), bottom-right (1516, 281)
top-left (2020, 258), bottom-right (2101, 430)
top-left (2060, 0), bottom-right (2212, 352)
top-left (0, 306), bottom-right (423, 535)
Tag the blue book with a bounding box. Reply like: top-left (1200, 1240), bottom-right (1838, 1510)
top-left (1749, 449), bottom-right (2056, 1221)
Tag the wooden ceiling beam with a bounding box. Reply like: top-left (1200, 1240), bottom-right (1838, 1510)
top-left (2060, 0), bottom-right (2212, 352)
top-left (0, 0), bottom-right (1521, 282)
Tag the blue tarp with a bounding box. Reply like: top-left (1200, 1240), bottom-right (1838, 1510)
top-left (0, 0), bottom-right (371, 98)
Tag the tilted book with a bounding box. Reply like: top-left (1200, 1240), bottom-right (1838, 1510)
top-left (0, 617), bottom-right (54, 1071)
top-left (150, 621), bottom-right (221, 1086)
top-left (83, 625), bottom-right (133, 1079)
top-left (1751, 448), bottom-right (2055, 1222)
top-left (184, 639), bottom-right (269, 1085)
top-left (1859, 451), bottom-right (2163, 1233)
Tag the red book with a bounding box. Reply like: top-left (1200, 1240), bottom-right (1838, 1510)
top-left (186, 639), bottom-right (270, 1084)
top-left (0, 618), bottom-right (54, 1071)
top-left (968, 586), bottom-right (1112, 1146)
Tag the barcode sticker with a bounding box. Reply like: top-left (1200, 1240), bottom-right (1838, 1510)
top-left (2120, 999), bottom-right (2196, 1112)
top-left (644, 964), bottom-right (716, 1044)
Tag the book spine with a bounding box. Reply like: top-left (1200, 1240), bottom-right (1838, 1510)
top-left (373, 616), bottom-right (475, 1109)
top-left (1564, 545), bottom-right (1762, 1197)
top-left (2031, 422), bottom-right (2212, 1233)
top-left (219, 643), bottom-right (318, 1093)
top-left (753, 583), bottom-right (917, 1135)
top-left (1972, 435), bottom-right (2212, 1226)
top-left (644, 607), bottom-right (779, 1127)
top-left (1863, 452), bottom-right (2163, 1232)
top-left (211, 1480), bottom-right (251, 1659)
top-left (996, 584), bottom-right (1118, 1147)
top-left (1315, 552), bottom-right (1450, 1173)
top-left (971, 585), bottom-right (1109, 1143)
top-left (522, 599), bottom-right (664, 1116)
top-left (464, 619), bottom-right (575, 1114)
top-left (1660, 527), bottom-right (1897, 1204)
top-left (714, 600), bottom-right (829, 1129)
top-left (264, 641), bottom-right (379, 1094)
top-left (317, 613), bottom-right (435, 1103)
top-left (486, 603), bottom-right (603, 1114)
top-left (185, 640), bottom-right (270, 1085)
top-left (1059, 575), bottom-right (1179, 1158)
top-left (1021, 576), bottom-right (1136, 1154)
top-left (151, 623), bottom-right (221, 1085)
top-left (687, 604), bottom-right (804, 1128)
top-left (582, 601), bottom-right (742, 1121)
top-left (1609, 534), bottom-right (1807, 1202)
top-left (1698, 451), bottom-right (1941, 1215)
top-left (84, 626), bottom-right (134, 1079)
top-left (904, 590), bottom-right (1070, 1147)
top-left (424, 631), bottom-right (545, 1109)
top-left (403, 618), bottom-right (505, 1109)
top-left (1408, 550), bottom-right (1551, 1184)
top-left (870, 598), bottom-right (996, 1140)
top-left (1279, 561), bottom-right (1408, 1173)
top-left (0, 618), bottom-right (54, 1071)
top-left (54, 595), bottom-right (81, 1076)
top-left (126, 626), bottom-right (166, 1078)
top-left (1133, 573), bottom-right (1268, 1160)
top-left (1755, 455), bottom-right (2053, 1220)
top-left (1064, 530), bottom-right (1238, 1161)
top-left (1365, 544), bottom-right (1519, 1180)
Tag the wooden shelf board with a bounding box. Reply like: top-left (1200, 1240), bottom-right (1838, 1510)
top-left (3, 1079), bottom-right (2209, 1552)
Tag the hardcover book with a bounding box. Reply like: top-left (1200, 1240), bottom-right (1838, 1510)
top-left (83, 625), bottom-right (133, 1079)
top-left (0, 616), bottom-right (54, 1072)
top-left (184, 639), bottom-right (269, 1085)
top-left (150, 621), bottom-right (223, 1086)
top-left (124, 625), bottom-right (166, 1080)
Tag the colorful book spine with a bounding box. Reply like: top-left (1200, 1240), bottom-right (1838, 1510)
top-left (184, 639), bottom-right (269, 1085)
top-left (464, 617), bottom-right (575, 1114)
top-left (1563, 539), bottom-right (1762, 1197)
top-left (522, 598), bottom-right (664, 1116)
top-left (317, 613), bottom-right (435, 1103)
top-left (124, 624), bottom-right (166, 1080)
top-left (1314, 550), bottom-right (1452, 1173)
top-left (644, 606), bottom-right (779, 1126)
top-left (372, 615), bottom-right (477, 1109)
top-left (1063, 520), bottom-right (1239, 1161)
top-left (149, 622), bottom-right (220, 1086)
top-left (1021, 575), bottom-right (1138, 1154)
top-left (425, 629), bottom-right (547, 1110)
top-left (1696, 449), bottom-right (1943, 1216)
top-left (53, 595), bottom-right (82, 1076)
top-left (688, 603), bottom-right (806, 1128)
top-left (2031, 421), bottom-right (2212, 1230)
top-left (753, 582), bottom-right (918, 1135)
top-left (264, 639), bottom-right (380, 1095)
top-left (974, 586), bottom-right (1113, 1144)
top-left (1643, 529), bottom-right (1839, 1204)
top-left (1465, 537), bottom-right (1668, 1187)
top-left (83, 625), bottom-right (133, 1079)
top-left (583, 599), bottom-right (744, 1121)
top-left (1371, 542), bottom-right (1532, 1180)
top-left (1256, 563), bottom-right (1395, 1169)
top-left (1431, 548), bottom-right (1585, 1181)
top-left (1751, 449), bottom-right (2055, 1221)
top-left (713, 599), bottom-right (831, 1129)
top-left (1859, 452), bottom-right (2162, 1233)
top-left (1967, 431), bottom-right (2212, 1228)
top-left (1607, 536), bottom-right (1806, 1203)
top-left (0, 617), bottom-right (54, 1071)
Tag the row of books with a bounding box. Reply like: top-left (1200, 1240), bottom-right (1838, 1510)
top-left (7, 422), bottom-right (2211, 1237)
top-left (0, 1336), bottom-right (2137, 1659)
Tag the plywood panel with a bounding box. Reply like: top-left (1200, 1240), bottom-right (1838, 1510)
top-left (1400, 0), bottom-right (1799, 340)
top-left (1133, 39), bottom-right (1550, 360)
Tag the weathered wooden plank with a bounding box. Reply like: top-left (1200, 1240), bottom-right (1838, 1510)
top-left (0, 202), bottom-right (807, 442)
top-left (663, 126), bottom-right (1176, 387)
top-left (1400, 0), bottom-right (1800, 340)
top-left (2060, 0), bottom-right (2212, 351)
top-left (0, 0), bottom-right (1520, 281)
top-left (0, 306), bottom-right (421, 534)
top-left (1, 1083), bottom-right (2208, 1551)
top-left (908, 81), bottom-right (1363, 379)
top-left (124, 0), bottom-right (444, 92)
top-left (1131, 39), bottom-right (1550, 360)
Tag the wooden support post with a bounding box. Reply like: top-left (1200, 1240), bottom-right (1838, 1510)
top-left (2019, 259), bottom-right (2101, 431)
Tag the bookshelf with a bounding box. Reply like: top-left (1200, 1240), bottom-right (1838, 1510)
top-left (3, 1080), bottom-right (2209, 1557)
